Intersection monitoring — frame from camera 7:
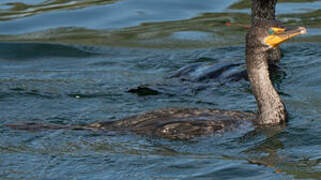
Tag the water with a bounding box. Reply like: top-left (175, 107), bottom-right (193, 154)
top-left (0, 0), bottom-right (321, 179)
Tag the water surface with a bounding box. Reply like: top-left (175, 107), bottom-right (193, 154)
top-left (0, 0), bottom-right (321, 179)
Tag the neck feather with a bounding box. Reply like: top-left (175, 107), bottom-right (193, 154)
top-left (251, 0), bottom-right (281, 63)
top-left (252, 0), bottom-right (277, 23)
top-left (246, 46), bottom-right (287, 124)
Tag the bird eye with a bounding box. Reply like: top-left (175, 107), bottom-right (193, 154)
top-left (268, 28), bottom-right (274, 35)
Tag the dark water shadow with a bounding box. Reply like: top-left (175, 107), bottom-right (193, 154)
top-left (0, 42), bottom-right (98, 61)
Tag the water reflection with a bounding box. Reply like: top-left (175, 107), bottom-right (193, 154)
top-left (242, 126), bottom-right (321, 179)
top-left (0, 11), bottom-right (320, 48)
top-left (0, 0), bottom-right (121, 21)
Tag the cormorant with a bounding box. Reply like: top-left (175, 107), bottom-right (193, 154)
top-left (5, 19), bottom-right (306, 140)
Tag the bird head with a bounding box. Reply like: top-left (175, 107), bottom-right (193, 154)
top-left (246, 19), bottom-right (307, 51)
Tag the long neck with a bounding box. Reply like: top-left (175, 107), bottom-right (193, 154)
top-left (246, 46), bottom-right (287, 124)
top-left (251, 0), bottom-right (277, 23)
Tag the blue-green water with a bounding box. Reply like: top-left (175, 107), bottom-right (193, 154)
top-left (0, 0), bottom-right (321, 179)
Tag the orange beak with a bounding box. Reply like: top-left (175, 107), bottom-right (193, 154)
top-left (265, 27), bottom-right (307, 48)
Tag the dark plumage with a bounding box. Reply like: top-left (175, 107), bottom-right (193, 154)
top-left (246, 19), bottom-right (286, 124)
top-left (252, 0), bottom-right (281, 62)
top-left (252, 0), bottom-right (277, 22)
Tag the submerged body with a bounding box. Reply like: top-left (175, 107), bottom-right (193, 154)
top-left (7, 108), bottom-right (255, 140)
top-left (88, 108), bottom-right (255, 140)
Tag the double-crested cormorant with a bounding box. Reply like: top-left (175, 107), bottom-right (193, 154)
top-left (5, 19), bottom-right (306, 140)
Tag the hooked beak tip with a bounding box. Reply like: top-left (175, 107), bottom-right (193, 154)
top-left (298, 27), bottom-right (307, 34)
